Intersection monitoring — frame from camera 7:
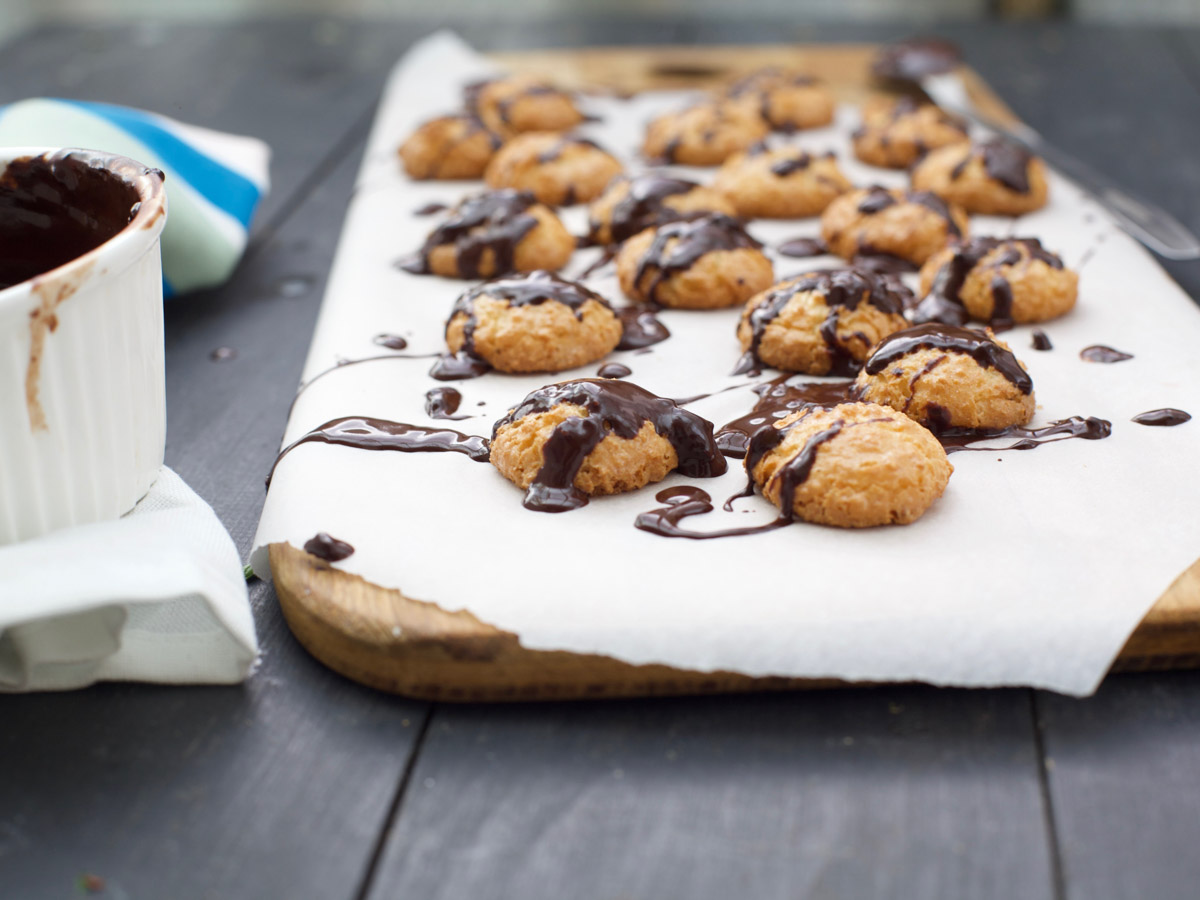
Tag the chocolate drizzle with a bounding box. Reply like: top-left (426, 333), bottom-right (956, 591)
top-left (950, 139), bottom-right (1035, 194)
top-left (590, 173), bottom-right (700, 244)
top-left (936, 417), bottom-right (1111, 453)
top-left (635, 486), bottom-right (792, 540)
top-left (778, 237), bottom-right (828, 258)
top-left (855, 187), bottom-right (961, 239)
top-left (865, 323), bottom-right (1033, 395)
top-left (1080, 345), bottom-right (1134, 363)
top-left (1132, 408), bottom-right (1191, 426)
top-left (414, 202), bottom-right (448, 216)
top-left (632, 213), bottom-right (762, 304)
top-left (734, 268), bottom-right (911, 378)
top-left (399, 189), bottom-right (540, 278)
top-left (269, 417), bottom-right (490, 487)
top-left (597, 362), bottom-right (632, 379)
top-left (912, 237), bottom-right (1064, 329)
top-left (493, 379), bottom-right (727, 512)
top-left (615, 307), bottom-right (671, 350)
top-left (425, 387), bottom-right (469, 420)
top-left (716, 377), bottom-right (855, 458)
top-left (303, 533), bottom-right (355, 562)
top-left (373, 333), bottom-right (408, 350)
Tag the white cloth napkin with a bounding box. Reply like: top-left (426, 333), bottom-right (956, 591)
top-left (0, 467), bottom-right (258, 691)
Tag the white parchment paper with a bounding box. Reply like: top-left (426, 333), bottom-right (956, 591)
top-left (252, 31), bottom-right (1200, 696)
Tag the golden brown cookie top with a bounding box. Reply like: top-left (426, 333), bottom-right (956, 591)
top-left (465, 75), bottom-right (584, 135)
top-left (643, 101), bottom-right (769, 166)
top-left (627, 212), bottom-right (763, 303)
top-left (912, 237), bottom-right (1068, 328)
top-left (586, 172), bottom-right (735, 246)
top-left (851, 96), bottom-right (968, 168)
top-left (398, 113), bottom-right (503, 180)
top-left (493, 378), bottom-right (728, 512)
top-left (863, 323), bottom-right (1033, 397)
top-left (400, 189), bottom-right (548, 278)
top-left (484, 132), bottom-right (623, 206)
top-left (736, 268), bottom-right (913, 377)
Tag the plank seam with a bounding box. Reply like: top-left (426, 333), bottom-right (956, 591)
top-left (1030, 690), bottom-right (1067, 900)
top-left (352, 707), bottom-right (436, 900)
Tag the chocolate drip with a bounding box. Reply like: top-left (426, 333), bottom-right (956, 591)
top-left (778, 237), bottom-right (828, 258)
top-left (0, 152), bottom-right (144, 289)
top-left (493, 379), bottom-right (727, 513)
top-left (716, 377), bottom-right (855, 457)
top-left (769, 151), bottom-right (816, 177)
top-left (597, 362), bottom-right (632, 379)
top-left (912, 237), bottom-right (1065, 329)
top-left (950, 139), bottom-right (1035, 194)
top-left (400, 189), bottom-right (539, 278)
top-left (591, 173), bottom-right (699, 245)
top-left (635, 486), bottom-right (792, 540)
top-left (441, 270), bottom-right (614, 378)
top-left (414, 202), bottom-right (448, 216)
top-left (850, 247), bottom-right (918, 275)
top-left (872, 38), bottom-right (962, 82)
top-left (1031, 329), bottom-right (1053, 351)
top-left (579, 245), bottom-right (617, 278)
top-left (1132, 408), bottom-right (1191, 426)
top-left (865, 323), bottom-right (1033, 394)
top-left (734, 268), bottom-right (911, 378)
top-left (615, 306), bottom-right (671, 350)
top-left (1080, 345), bottom-right (1134, 363)
top-left (425, 387), bottom-right (469, 420)
top-left (633, 213), bottom-right (762, 304)
top-left (857, 187), bottom-right (896, 214)
top-left (268, 416), bottom-right (490, 487)
top-left (303, 533), bottom-right (355, 562)
top-left (937, 416), bottom-right (1111, 452)
top-left (373, 333), bottom-right (408, 350)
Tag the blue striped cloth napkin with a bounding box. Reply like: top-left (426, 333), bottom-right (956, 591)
top-left (0, 98), bottom-right (270, 296)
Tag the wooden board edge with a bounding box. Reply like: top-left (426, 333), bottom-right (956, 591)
top-left (270, 541), bottom-right (850, 701)
top-left (271, 541), bottom-right (1200, 700)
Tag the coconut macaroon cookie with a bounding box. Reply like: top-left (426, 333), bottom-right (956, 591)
top-left (464, 75), bottom-right (584, 136)
top-left (725, 67), bottom-right (836, 132)
top-left (400, 189), bottom-right (574, 279)
top-left (910, 138), bottom-right (1049, 215)
top-left (399, 114), bottom-right (503, 180)
top-left (642, 101), bottom-right (770, 166)
top-left (736, 268), bottom-right (911, 376)
top-left (851, 96), bottom-right (969, 169)
top-left (484, 132), bottom-right (623, 206)
top-left (445, 270), bottom-right (622, 374)
top-left (854, 323), bottom-right (1035, 431)
top-left (914, 237), bottom-right (1078, 328)
top-left (586, 172), bottom-right (736, 246)
top-left (820, 185), bottom-right (969, 266)
top-left (714, 144), bottom-right (852, 218)
top-left (616, 213), bottom-right (774, 309)
top-left (745, 402), bottom-right (952, 528)
top-left (491, 378), bottom-right (727, 512)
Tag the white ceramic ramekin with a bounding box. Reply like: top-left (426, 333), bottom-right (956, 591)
top-left (0, 148), bottom-right (167, 545)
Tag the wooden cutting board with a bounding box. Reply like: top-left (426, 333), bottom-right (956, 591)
top-left (270, 44), bottom-right (1200, 701)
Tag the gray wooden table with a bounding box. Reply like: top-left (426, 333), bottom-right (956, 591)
top-left (1, 17), bottom-right (1199, 900)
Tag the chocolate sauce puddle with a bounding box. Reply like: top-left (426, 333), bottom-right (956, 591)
top-left (373, 333), bottom-right (408, 350)
top-left (716, 377), bottom-right (855, 458)
top-left (268, 416), bottom-right (490, 487)
top-left (596, 363), bottom-right (632, 379)
top-left (1031, 329), bottom-right (1053, 351)
top-left (777, 237), bottom-right (828, 258)
top-left (414, 202), bottom-right (448, 216)
top-left (493, 379), bottom-right (727, 513)
top-left (615, 306), bottom-right (671, 350)
top-left (303, 533), bottom-right (355, 562)
top-left (425, 387), bottom-right (470, 420)
top-left (1132, 409), bottom-right (1191, 427)
top-left (1080, 345), bottom-right (1133, 363)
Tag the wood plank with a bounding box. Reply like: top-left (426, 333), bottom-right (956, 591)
top-left (0, 22), bottom-right (430, 898)
top-left (270, 38), bottom-right (1200, 702)
top-left (368, 689), bottom-right (1054, 900)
